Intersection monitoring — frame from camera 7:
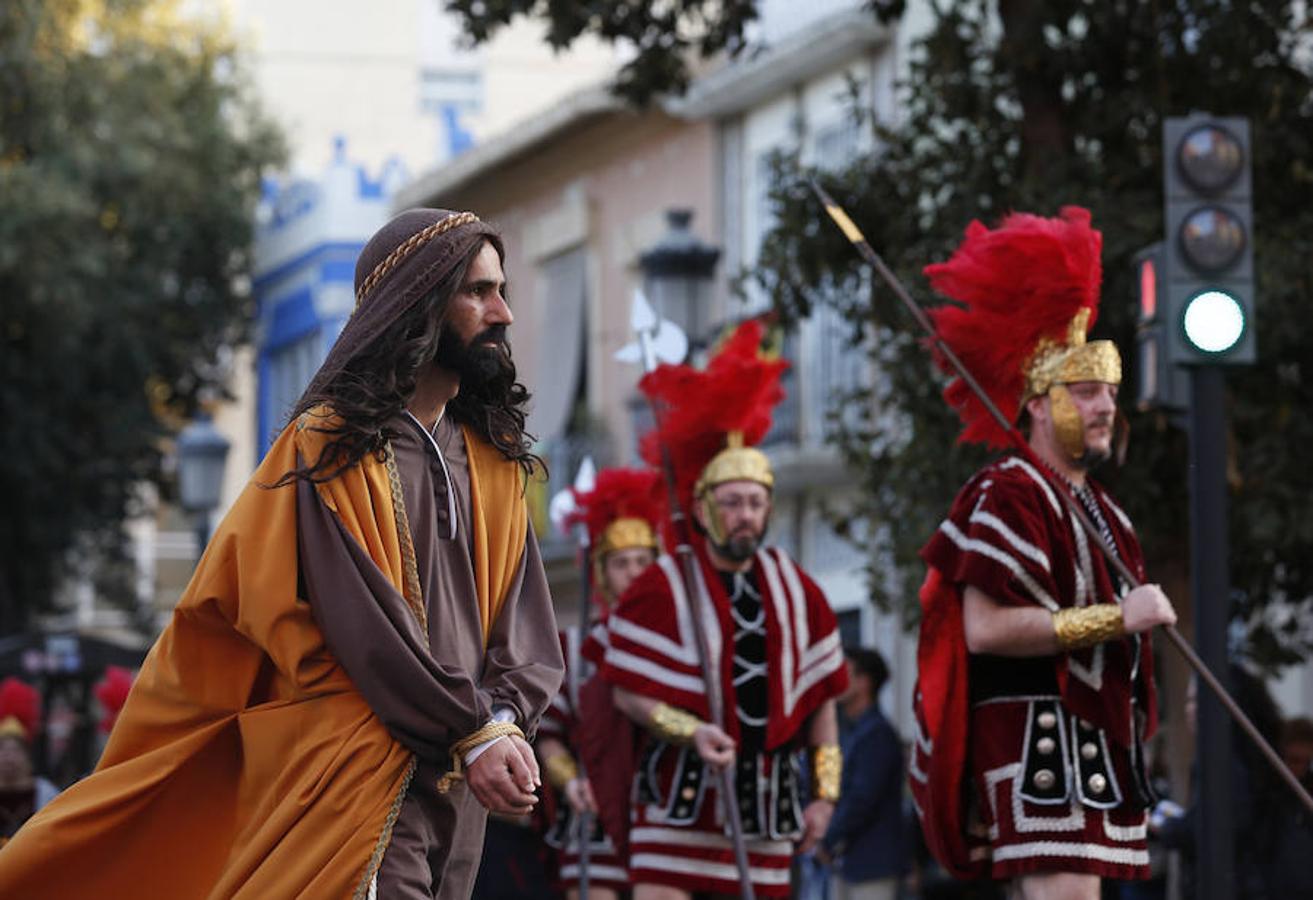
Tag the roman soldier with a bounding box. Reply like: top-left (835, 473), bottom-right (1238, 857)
top-left (597, 319), bottom-right (849, 899)
top-left (0, 678), bottom-right (58, 847)
top-left (908, 207), bottom-right (1177, 899)
top-left (535, 467), bottom-right (664, 899)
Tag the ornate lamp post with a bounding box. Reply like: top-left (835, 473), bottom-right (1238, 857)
top-left (176, 413), bottom-right (231, 555)
top-left (638, 208), bottom-right (720, 345)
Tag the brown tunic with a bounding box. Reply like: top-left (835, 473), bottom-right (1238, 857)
top-left (297, 412), bottom-right (562, 899)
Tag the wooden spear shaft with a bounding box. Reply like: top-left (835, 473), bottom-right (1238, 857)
top-left (571, 520), bottom-right (592, 899)
top-left (636, 327), bottom-right (758, 900)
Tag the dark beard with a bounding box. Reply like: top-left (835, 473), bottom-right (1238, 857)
top-left (435, 324), bottom-right (506, 384)
top-left (1075, 444), bottom-right (1111, 470)
top-left (1074, 422), bottom-right (1114, 470)
top-left (715, 529), bottom-right (764, 563)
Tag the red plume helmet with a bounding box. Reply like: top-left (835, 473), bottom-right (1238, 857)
top-left (638, 318), bottom-right (788, 514)
top-left (94, 666), bottom-right (135, 735)
top-left (565, 467), bottom-right (664, 558)
top-left (924, 206), bottom-right (1118, 449)
top-left (0, 677), bottom-right (41, 743)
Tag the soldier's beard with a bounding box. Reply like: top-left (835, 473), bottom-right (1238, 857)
top-left (1074, 419), bottom-right (1114, 470)
top-left (714, 526), bottom-right (765, 563)
top-left (1075, 444), bottom-right (1111, 470)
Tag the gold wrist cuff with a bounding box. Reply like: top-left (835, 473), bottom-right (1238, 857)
top-left (650, 702), bottom-right (703, 745)
top-left (1053, 604), bottom-right (1125, 651)
top-left (544, 753), bottom-right (580, 792)
top-left (812, 744), bottom-right (842, 802)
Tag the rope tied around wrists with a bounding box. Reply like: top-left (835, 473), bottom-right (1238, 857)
top-left (436, 721), bottom-right (525, 793)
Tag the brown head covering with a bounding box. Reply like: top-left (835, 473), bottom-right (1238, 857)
top-left (295, 208), bottom-right (502, 413)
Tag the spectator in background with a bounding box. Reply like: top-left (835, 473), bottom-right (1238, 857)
top-left (1281, 716), bottom-right (1313, 787)
top-left (0, 678), bottom-right (58, 847)
top-left (1262, 716), bottom-right (1313, 898)
top-left (1153, 668), bottom-right (1285, 899)
top-left (818, 648), bottom-right (907, 900)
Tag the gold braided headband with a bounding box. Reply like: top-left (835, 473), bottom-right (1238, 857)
top-left (436, 720), bottom-right (525, 793)
top-left (355, 211), bottom-right (480, 307)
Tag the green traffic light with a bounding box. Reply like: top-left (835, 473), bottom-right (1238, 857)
top-left (1182, 290), bottom-right (1246, 353)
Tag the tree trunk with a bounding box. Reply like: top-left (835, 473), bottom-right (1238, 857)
top-left (997, 0), bottom-right (1070, 183)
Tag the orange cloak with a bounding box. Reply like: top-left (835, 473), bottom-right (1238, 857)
top-left (0, 412), bottom-right (526, 898)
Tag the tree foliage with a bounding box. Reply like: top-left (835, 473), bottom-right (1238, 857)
top-left (446, 0), bottom-right (757, 103)
top-left (0, 0), bottom-right (284, 632)
top-left (750, 0), bottom-right (1313, 667)
top-left (446, 0), bottom-right (905, 104)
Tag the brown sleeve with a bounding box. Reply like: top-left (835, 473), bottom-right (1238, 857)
top-left (478, 520), bottom-right (564, 738)
top-left (297, 477), bottom-right (492, 764)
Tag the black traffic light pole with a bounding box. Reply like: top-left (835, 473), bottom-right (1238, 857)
top-left (1188, 367), bottom-right (1234, 900)
top-left (1162, 114), bottom-right (1260, 900)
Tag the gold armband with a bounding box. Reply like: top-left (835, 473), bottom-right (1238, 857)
top-left (1053, 604), bottom-right (1125, 651)
top-left (649, 702), bottom-right (703, 745)
top-left (543, 753), bottom-right (580, 792)
top-left (437, 721), bottom-right (526, 793)
top-left (812, 744), bottom-right (842, 802)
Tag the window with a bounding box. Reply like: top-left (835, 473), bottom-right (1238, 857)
top-left (267, 331), bottom-right (322, 432)
top-left (805, 291), bottom-right (868, 442)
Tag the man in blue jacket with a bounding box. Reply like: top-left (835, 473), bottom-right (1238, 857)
top-left (818, 648), bottom-right (908, 900)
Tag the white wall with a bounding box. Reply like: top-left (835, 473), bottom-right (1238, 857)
top-left (226, 0), bottom-right (618, 176)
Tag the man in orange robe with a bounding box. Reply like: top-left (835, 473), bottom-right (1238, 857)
top-left (0, 209), bottom-right (564, 899)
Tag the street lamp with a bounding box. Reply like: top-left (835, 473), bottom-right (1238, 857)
top-left (176, 412), bottom-right (231, 554)
top-left (638, 209), bottom-right (720, 345)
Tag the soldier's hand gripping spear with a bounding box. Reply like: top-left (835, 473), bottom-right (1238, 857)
top-left (809, 179), bottom-right (1313, 816)
top-left (619, 290), bottom-right (758, 900)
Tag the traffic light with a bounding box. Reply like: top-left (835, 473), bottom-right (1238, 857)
top-left (1133, 242), bottom-right (1188, 412)
top-left (1162, 115), bottom-right (1255, 364)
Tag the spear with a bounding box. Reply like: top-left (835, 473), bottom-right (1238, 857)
top-left (549, 457), bottom-right (598, 898)
top-left (807, 178), bottom-right (1313, 816)
top-left (618, 290), bottom-right (757, 900)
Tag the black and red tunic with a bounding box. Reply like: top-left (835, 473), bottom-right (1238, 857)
top-left (599, 541), bottom-right (848, 897)
top-left (911, 453), bottom-right (1158, 881)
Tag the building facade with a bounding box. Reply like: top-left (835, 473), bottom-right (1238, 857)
top-left (395, 2), bottom-right (937, 735)
top-left (396, 88), bottom-right (722, 603)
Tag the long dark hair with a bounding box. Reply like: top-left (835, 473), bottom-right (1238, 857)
top-left (274, 237), bottom-right (543, 486)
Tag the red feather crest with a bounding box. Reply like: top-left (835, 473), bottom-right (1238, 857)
top-left (638, 318), bottom-right (788, 511)
top-left (94, 666), bottom-right (135, 735)
top-left (565, 467), bottom-right (664, 549)
top-left (924, 205), bottom-right (1103, 448)
top-left (0, 677), bottom-right (41, 742)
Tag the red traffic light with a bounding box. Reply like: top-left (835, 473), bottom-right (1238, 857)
top-left (1139, 256), bottom-right (1157, 322)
